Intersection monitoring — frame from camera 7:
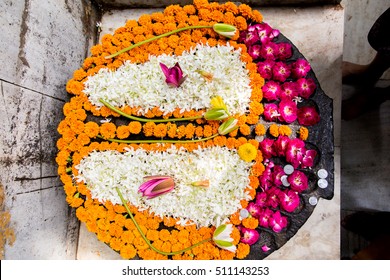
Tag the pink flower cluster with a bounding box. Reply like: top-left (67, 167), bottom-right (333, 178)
top-left (239, 23), bottom-right (320, 126)
top-left (259, 136), bottom-right (317, 169)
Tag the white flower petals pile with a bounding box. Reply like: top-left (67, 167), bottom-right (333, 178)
top-left (83, 44), bottom-right (252, 115)
top-left (76, 146), bottom-right (252, 227)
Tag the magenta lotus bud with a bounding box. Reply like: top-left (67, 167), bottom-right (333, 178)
top-left (159, 62), bottom-right (187, 88)
top-left (138, 175), bottom-right (175, 199)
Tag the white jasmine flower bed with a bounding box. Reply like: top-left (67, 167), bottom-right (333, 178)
top-left (76, 146), bottom-right (252, 227)
top-left (83, 44), bottom-right (252, 115)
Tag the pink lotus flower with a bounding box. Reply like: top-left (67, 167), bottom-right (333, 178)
top-left (302, 149), bottom-right (317, 168)
top-left (259, 208), bottom-right (274, 228)
top-left (269, 211), bottom-right (288, 233)
top-left (248, 45), bottom-right (262, 60)
top-left (263, 103), bottom-right (280, 122)
top-left (277, 42), bottom-right (292, 60)
top-left (261, 42), bottom-right (279, 60)
top-left (274, 136), bottom-right (290, 157)
top-left (279, 190), bottom-right (300, 212)
top-left (291, 58), bottom-right (311, 78)
top-left (286, 138), bottom-right (306, 168)
top-left (296, 78), bottom-right (316, 99)
top-left (255, 192), bottom-right (268, 207)
top-left (272, 61), bottom-right (291, 82)
top-left (160, 62), bottom-right (187, 88)
top-left (280, 81), bottom-right (298, 101)
top-left (278, 100), bottom-right (298, 123)
top-left (240, 227), bottom-right (260, 245)
top-left (260, 138), bottom-right (276, 159)
top-left (257, 60), bottom-right (275, 80)
top-left (297, 106), bottom-right (320, 126)
top-left (266, 187), bottom-right (281, 208)
top-left (138, 175), bottom-right (175, 199)
top-left (247, 202), bottom-right (261, 218)
top-left (262, 81), bottom-right (281, 101)
top-left (288, 170), bottom-right (309, 192)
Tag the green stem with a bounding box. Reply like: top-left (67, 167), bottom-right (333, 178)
top-left (99, 99), bottom-right (202, 123)
top-left (105, 25), bottom-right (212, 59)
top-left (116, 187), bottom-right (212, 256)
top-left (97, 133), bottom-right (218, 144)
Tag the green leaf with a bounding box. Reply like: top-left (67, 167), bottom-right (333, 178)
top-left (213, 224), bottom-right (226, 238)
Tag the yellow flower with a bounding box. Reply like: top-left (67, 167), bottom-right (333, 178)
top-left (238, 143), bottom-right (257, 162)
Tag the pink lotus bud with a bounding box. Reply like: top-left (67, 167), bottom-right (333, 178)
top-left (138, 175), bottom-right (175, 199)
top-left (159, 62), bottom-right (187, 88)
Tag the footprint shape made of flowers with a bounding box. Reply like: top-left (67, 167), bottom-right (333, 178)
top-left (57, 0), bottom-right (334, 260)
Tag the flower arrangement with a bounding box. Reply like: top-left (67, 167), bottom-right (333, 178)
top-left (57, 0), bottom-right (330, 260)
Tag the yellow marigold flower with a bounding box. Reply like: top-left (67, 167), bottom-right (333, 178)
top-left (238, 143), bottom-right (257, 162)
top-left (269, 123), bottom-right (279, 137)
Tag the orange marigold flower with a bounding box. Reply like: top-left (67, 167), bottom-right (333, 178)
top-left (153, 123), bottom-right (167, 138)
top-left (239, 124), bottom-right (251, 136)
top-left (183, 4), bottom-right (196, 14)
top-left (242, 217), bottom-right (259, 229)
top-left (220, 249), bottom-right (235, 260)
top-left (251, 162), bottom-right (265, 177)
top-left (120, 244), bottom-right (137, 259)
top-left (255, 123), bottom-right (266, 136)
top-left (269, 123), bottom-right (279, 138)
top-left (100, 122), bottom-right (116, 139)
top-left (203, 125), bottom-right (213, 137)
top-left (143, 122), bottom-right (156, 137)
top-left (146, 229), bottom-right (160, 242)
top-left (176, 125), bottom-right (187, 139)
top-left (234, 16), bottom-right (248, 31)
top-left (117, 125), bottom-right (130, 139)
top-left (299, 126), bottom-right (309, 140)
top-left (128, 121), bottom-right (142, 134)
top-left (185, 123), bottom-right (195, 139)
top-left (249, 175), bottom-right (260, 189)
top-left (70, 119), bottom-right (85, 135)
top-left (77, 133), bottom-right (90, 146)
top-left (236, 243), bottom-right (250, 259)
top-left (279, 125), bottom-right (292, 136)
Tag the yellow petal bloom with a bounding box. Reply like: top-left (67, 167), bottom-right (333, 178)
top-left (238, 143), bottom-right (257, 162)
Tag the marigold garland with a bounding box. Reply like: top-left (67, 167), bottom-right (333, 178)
top-left (56, 0), bottom-right (324, 260)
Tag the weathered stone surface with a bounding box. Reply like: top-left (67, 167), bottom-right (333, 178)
top-left (0, 0), bottom-right (100, 259)
top-left (0, 0), bottom-right (99, 99)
